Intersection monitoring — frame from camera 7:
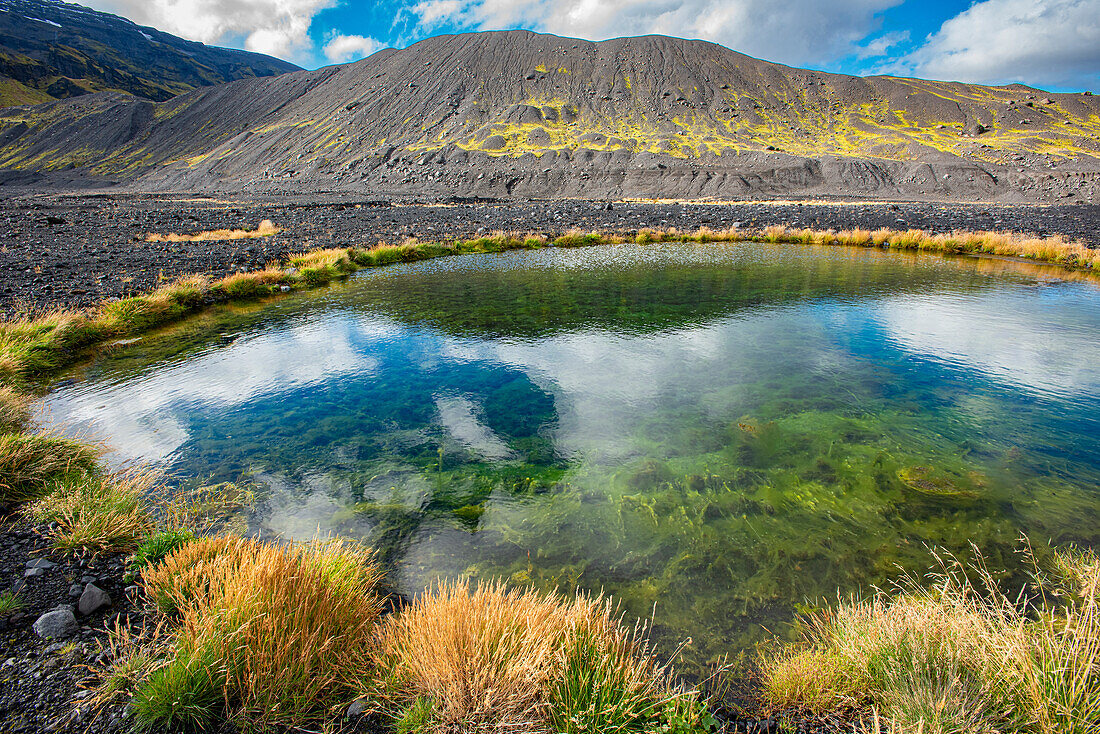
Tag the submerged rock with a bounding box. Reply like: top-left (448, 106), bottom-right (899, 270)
top-left (897, 466), bottom-right (981, 501)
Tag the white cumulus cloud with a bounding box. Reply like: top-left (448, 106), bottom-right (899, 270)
top-left (83, 0), bottom-right (338, 61)
top-left (323, 32), bottom-right (386, 62)
top-left (890, 0), bottom-right (1100, 89)
top-left (399, 0), bottom-right (902, 68)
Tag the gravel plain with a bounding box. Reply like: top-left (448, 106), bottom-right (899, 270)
top-left (0, 194), bottom-right (1097, 316)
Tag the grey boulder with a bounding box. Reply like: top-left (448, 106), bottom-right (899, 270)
top-left (26, 558), bottom-right (57, 570)
top-left (24, 558), bottom-right (57, 578)
top-left (33, 607), bottom-right (78, 639)
top-left (346, 698), bottom-right (371, 718)
top-left (78, 584), bottom-right (112, 616)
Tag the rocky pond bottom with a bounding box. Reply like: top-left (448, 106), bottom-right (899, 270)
top-left (39, 243), bottom-right (1100, 674)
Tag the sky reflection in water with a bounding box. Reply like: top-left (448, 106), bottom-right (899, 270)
top-left (40, 244), bottom-right (1100, 670)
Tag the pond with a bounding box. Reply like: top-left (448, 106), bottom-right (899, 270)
top-left (39, 243), bottom-right (1100, 672)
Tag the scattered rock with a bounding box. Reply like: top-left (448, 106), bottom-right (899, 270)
top-left (77, 584), bottom-right (111, 616)
top-left (346, 697), bottom-right (370, 718)
top-left (33, 607), bottom-right (78, 639)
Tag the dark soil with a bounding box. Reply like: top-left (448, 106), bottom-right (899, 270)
top-left (1, 194), bottom-right (1098, 316)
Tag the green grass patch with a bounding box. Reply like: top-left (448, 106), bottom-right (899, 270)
top-left (29, 468), bottom-right (155, 552)
top-left (0, 589), bottom-right (23, 614)
top-left (125, 528), bottom-right (195, 583)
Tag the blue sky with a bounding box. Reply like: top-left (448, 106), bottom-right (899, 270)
top-left (87, 0), bottom-right (1100, 91)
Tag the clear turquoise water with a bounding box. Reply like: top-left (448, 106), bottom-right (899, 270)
top-left (41, 243), bottom-right (1100, 671)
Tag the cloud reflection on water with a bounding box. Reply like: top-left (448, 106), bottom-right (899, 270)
top-left (41, 317), bottom-right (384, 464)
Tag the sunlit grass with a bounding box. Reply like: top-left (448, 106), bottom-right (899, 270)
top-left (145, 219), bottom-right (280, 242)
top-left (29, 467), bottom-right (156, 552)
top-left (376, 580), bottom-right (706, 733)
top-left (0, 432), bottom-right (100, 502)
top-left (134, 536), bottom-right (384, 731)
top-left (759, 545), bottom-right (1100, 734)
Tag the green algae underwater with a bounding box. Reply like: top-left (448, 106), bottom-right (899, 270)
top-left (39, 242), bottom-right (1100, 674)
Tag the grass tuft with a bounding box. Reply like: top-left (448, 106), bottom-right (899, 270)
top-left (136, 536), bottom-right (384, 730)
top-left (125, 528), bottom-right (195, 583)
top-left (0, 432), bottom-right (100, 502)
top-left (759, 545), bottom-right (1100, 734)
top-left (0, 309), bottom-right (100, 380)
top-left (145, 220), bottom-right (280, 243)
top-left (83, 620), bottom-right (171, 722)
top-left (0, 589), bottom-right (23, 614)
top-left (376, 580), bottom-right (702, 733)
top-left (29, 467), bottom-right (156, 552)
top-left (0, 386), bottom-right (31, 433)
top-left (212, 269), bottom-right (282, 299)
top-left (554, 229), bottom-right (604, 247)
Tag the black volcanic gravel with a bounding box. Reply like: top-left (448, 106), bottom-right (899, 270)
top-left (0, 518), bottom-right (145, 734)
top-left (0, 194), bottom-right (1097, 315)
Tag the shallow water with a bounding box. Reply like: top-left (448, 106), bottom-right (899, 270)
top-left (41, 243), bottom-right (1100, 671)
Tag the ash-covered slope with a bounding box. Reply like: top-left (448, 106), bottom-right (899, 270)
top-left (0, 0), bottom-right (298, 107)
top-left (1, 30), bottom-right (1099, 200)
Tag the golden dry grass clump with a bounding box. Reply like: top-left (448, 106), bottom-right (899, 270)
top-left (0, 431), bottom-right (101, 502)
top-left (760, 546), bottom-right (1100, 734)
top-left (29, 467), bottom-right (156, 551)
top-left (376, 580), bottom-right (700, 734)
top-left (133, 536), bottom-right (384, 731)
top-left (0, 385), bottom-right (31, 433)
top-left (145, 219), bottom-right (280, 243)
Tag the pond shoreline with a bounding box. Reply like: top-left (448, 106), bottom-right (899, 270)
top-left (1, 196), bottom-right (1097, 315)
top-left (0, 514), bottom-right (843, 734)
top-left (0, 217), bottom-right (1096, 733)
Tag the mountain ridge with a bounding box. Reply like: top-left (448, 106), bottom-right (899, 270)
top-left (0, 0), bottom-right (299, 106)
top-left (0, 28), bottom-right (1098, 201)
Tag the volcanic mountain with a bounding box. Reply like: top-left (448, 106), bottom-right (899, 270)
top-left (0, 0), bottom-right (298, 106)
top-left (0, 28), bottom-right (1098, 200)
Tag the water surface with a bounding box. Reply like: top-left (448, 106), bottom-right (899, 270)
top-left (42, 243), bottom-right (1100, 670)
